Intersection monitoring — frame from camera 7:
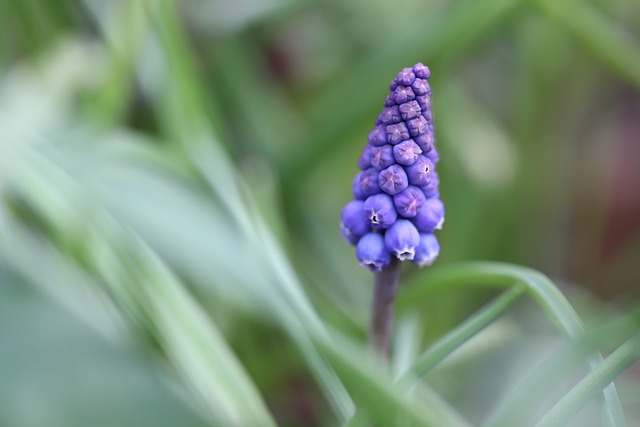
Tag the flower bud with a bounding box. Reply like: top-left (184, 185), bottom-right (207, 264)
top-left (421, 172), bottom-right (440, 198)
top-left (357, 145), bottom-right (373, 170)
top-left (368, 125), bottom-right (388, 146)
top-left (386, 123), bottom-right (410, 145)
top-left (399, 100), bottom-right (421, 121)
top-left (357, 233), bottom-right (391, 271)
top-left (393, 86), bottom-right (416, 104)
top-left (393, 139), bottom-right (422, 166)
top-left (411, 198), bottom-right (445, 233)
top-left (340, 200), bottom-right (370, 244)
top-left (363, 193), bottom-right (398, 229)
top-left (393, 186), bottom-right (426, 218)
top-left (396, 67), bottom-right (416, 86)
top-left (384, 219), bottom-right (420, 261)
top-left (378, 164), bottom-right (409, 195)
top-left (379, 106), bottom-right (402, 125)
top-left (413, 233), bottom-right (440, 267)
top-left (352, 168), bottom-right (381, 200)
top-left (405, 156), bottom-right (434, 186)
top-left (407, 116), bottom-right (429, 137)
top-left (370, 145), bottom-right (395, 171)
top-left (412, 63), bottom-right (431, 79)
top-left (414, 132), bottom-right (434, 153)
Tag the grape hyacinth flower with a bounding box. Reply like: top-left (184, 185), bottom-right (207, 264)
top-left (338, 63), bottom-right (445, 358)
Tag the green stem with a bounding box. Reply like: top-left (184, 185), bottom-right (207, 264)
top-left (370, 258), bottom-right (402, 360)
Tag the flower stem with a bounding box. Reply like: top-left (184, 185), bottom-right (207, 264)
top-left (369, 257), bottom-right (402, 360)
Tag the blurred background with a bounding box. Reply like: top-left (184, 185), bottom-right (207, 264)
top-left (1, 0), bottom-right (639, 426)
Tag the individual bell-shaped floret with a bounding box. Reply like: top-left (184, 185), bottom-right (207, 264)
top-left (340, 200), bottom-right (371, 245)
top-left (384, 219), bottom-right (420, 261)
top-left (363, 193), bottom-right (398, 230)
top-left (411, 198), bottom-right (445, 233)
top-left (357, 233), bottom-right (391, 271)
top-left (413, 233), bottom-right (440, 267)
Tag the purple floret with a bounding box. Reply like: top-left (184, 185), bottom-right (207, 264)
top-left (413, 233), bottom-right (440, 267)
top-left (363, 194), bottom-right (398, 230)
top-left (395, 68), bottom-right (416, 86)
top-left (399, 100), bottom-right (421, 121)
top-left (412, 63), bottom-right (431, 79)
top-left (370, 145), bottom-right (396, 171)
top-left (386, 122), bottom-right (410, 145)
top-left (424, 147), bottom-right (439, 165)
top-left (378, 164), bottom-right (409, 195)
top-left (405, 156), bottom-right (434, 186)
top-left (393, 140), bottom-right (422, 166)
top-left (393, 86), bottom-right (416, 104)
top-left (357, 233), bottom-right (391, 271)
top-left (340, 200), bottom-right (371, 244)
top-left (414, 132), bottom-right (434, 153)
top-left (384, 219), bottom-right (420, 261)
top-left (411, 78), bottom-right (430, 96)
top-left (358, 145), bottom-right (373, 170)
top-left (393, 186), bottom-right (426, 218)
top-left (379, 106), bottom-right (402, 125)
top-left (407, 116), bottom-right (429, 137)
top-left (421, 172), bottom-right (439, 198)
top-left (416, 95), bottom-right (430, 112)
top-left (368, 125), bottom-right (388, 146)
top-left (352, 168), bottom-right (381, 200)
top-left (384, 94), bottom-right (396, 107)
top-left (411, 198), bottom-right (445, 233)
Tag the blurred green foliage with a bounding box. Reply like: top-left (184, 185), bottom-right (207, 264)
top-left (1, 0), bottom-right (639, 426)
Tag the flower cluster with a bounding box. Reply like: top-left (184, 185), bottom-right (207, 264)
top-left (340, 63), bottom-right (444, 271)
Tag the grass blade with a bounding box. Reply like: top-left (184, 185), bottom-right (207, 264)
top-left (399, 261), bottom-right (627, 427)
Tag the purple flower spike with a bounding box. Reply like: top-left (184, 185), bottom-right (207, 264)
top-left (413, 233), bottom-right (440, 267)
top-left (352, 168), bottom-right (381, 200)
top-left (357, 233), bottom-right (391, 271)
top-left (393, 186), bottom-right (426, 218)
top-left (368, 125), bottom-right (388, 146)
top-left (363, 194), bottom-right (397, 230)
top-left (421, 172), bottom-right (439, 198)
top-left (412, 78), bottom-right (430, 96)
top-left (425, 147), bottom-right (439, 165)
top-left (405, 156), bottom-right (434, 186)
top-left (396, 67), bottom-right (416, 86)
top-left (379, 106), bottom-right (402, 125)
top-left (386, 122), bottom-right (410, 144)
top-left (371, 145), bottom-right (395, 171)
top-left (407, 116), bottom-right (429, 137)
top-left (378, 164), bottom-right (409, 195)
top-left (411, 198), bottom-right (445, 233)
top-left (384, 219), bottom-right (420, 261)
top-left (399, 100), bottom-right (421, 121)
top-left (412, 63), bottom-right (431, 79)
top-left (340, 200), bottom-right (370, 244)
top-left (342, 64), bottom-right (442, 269)
top-left (393, 86), bottom-right (416, 104)
top-left (358, 145), bottom-right (373, 170)
top-left (393, 140), bottom-right (422, 166)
